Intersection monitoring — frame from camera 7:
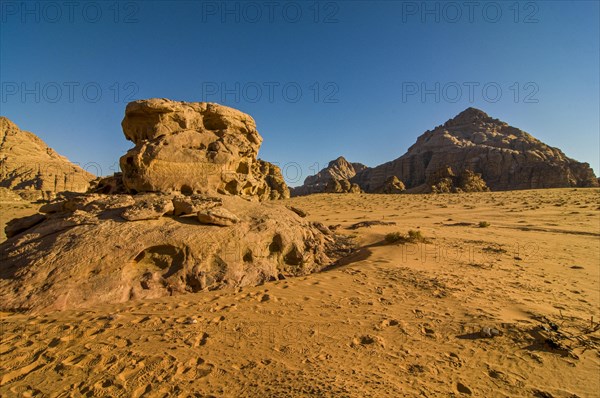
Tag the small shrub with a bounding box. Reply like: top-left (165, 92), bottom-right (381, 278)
top-left (478, 221), bottom-right (491, 228)
top-left (385, 229), bottom-right (427, 244)
top-left (385, 232), bottom-right (404, 244)
top-left (406, 229), bottom-right (425, 242)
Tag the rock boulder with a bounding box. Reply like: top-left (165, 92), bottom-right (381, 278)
top-left (119, 99), bottom-right (289, 200)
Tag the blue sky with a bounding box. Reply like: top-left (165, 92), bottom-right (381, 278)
top-left (1, 0), bottom-right (598, 186)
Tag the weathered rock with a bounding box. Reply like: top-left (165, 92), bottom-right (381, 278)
top-left (254, 160), bottom-right (290, 200)
top-left (348, 183), bottom-right (362, 193)
top-left (197, 206), bottom-right (240, 226)
top-left (40, 192), bottom-right (136, 214)
top-left (0, 187), bottom-right (24, 203)
top-left (324, 178), bottom-right (343, 193)
top-left (321, 178), bottom-right (362, 194)
top-left (456, 169), bottom-right (489, 193)
top-left (119, 99), bottom-right (289, 200)
top-left (73, 193), bottom-right (133, 213)
top-left (291, 156), bottom-right (367, 196)
top-left (312, 222), bottom-right (333, 236)
top-left (428, 166), bottom-right (489, 193)
top-left (429, 166), bottom-right (455, 194)
top-left (287, 206), bottom-right (308, 218)
top-left (121, 196), bottom-right (174, 221)
top-left (0, 195), bottom-right (348, 312)
top-left (172, 194), bottom-right (222, 216)
top-left (352, 108), bottom-right (599, 191)
top-left (89, 173), bottom-right (127, 195)
top-left (14, 190), bottom-right (55, 202)
top-left (0, 117), bottom-right (95, 197)
top-left (374, 176), bottom-right (406, 194)
top-left (5, 213), bottom-right (46, 238)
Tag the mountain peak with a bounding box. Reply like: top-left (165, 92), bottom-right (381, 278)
top-left (445, 107), bottom-right (492, 127)
top-left (328, 156), bottom-right (350, 168)
top-left (458, 107), bottom-right (489, 118)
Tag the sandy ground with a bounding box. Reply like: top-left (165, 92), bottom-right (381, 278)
top-left (0, 188), bottom-right (599, 397)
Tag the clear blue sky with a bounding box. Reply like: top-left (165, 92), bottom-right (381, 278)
top-left (1, 1), bottom-right (598, 186)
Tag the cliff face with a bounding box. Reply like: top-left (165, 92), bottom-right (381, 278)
top-left (352, 108), bottom-right (598, 192)
top-left (291, 156), bottom-right (367, 196)
top-left (0, 117), bottom-right (95, 200)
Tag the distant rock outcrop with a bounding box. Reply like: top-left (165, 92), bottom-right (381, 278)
top-left (352, 108), bottom-right (598, 192)
top-left (291, 156), bottom-right (367, 196)
top-left (0, 117), bottom-right (95, 200)
top-left (0, 99), bottom-right (350, 313)
top-left (120, 99), bottom-right (289, 200)
top-left (374, 176), bottom-right (406, 194)
top-left (323, 178), bottom-right (362, 194)
top-left (427, 166), bottom-right (489, 194)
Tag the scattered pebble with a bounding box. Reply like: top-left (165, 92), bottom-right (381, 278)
top-left (480, 327), bottom-right (502, 338)
top-left (457, 382), bottom-right (472, 395)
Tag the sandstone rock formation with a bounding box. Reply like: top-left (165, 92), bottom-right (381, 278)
top-left (0, 117), bottom-right (95, 200)
top-left (0, 100), bottom-right (349, 313)
top-left (0, 187), bottom-right (24, 203)
top-left (374, 176), bottom-right (406, 194)
top-left (89, 172), bottom-right (126, 195)
top-left (352, 108), bottom-right (599, 192)
top-left (0, 192), bottom-right (347, 312)
top-left (427, 166), bottom-right (489, 194)
top-left (323, 178), bottom-right (362, 194)
top-left (291, 156), bottom-right (367, 196)
top-left (119, 99), bottom-right (289, 200)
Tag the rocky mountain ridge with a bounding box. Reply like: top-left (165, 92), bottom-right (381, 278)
top-left (293, 108), bottom-right (598, 195)
top-left (0, 117), bottom-right (95, 200)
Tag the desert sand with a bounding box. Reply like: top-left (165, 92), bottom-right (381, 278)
top-left (1, 188), bottom-right (598, 397)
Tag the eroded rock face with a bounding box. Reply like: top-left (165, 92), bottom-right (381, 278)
top-left (0, 193), bottom-right (348, 313)
top-left (352, 108), bottom-right (599, 191)
top-left (0, 117), bottom-right (95, 200)
top-left (119, 99), bottom-right (289, 200)
top-left (292, 157), bottom-right (367, 196)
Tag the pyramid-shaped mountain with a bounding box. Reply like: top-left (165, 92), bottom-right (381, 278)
top-left (352, 108), bottom-right (598, 192)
